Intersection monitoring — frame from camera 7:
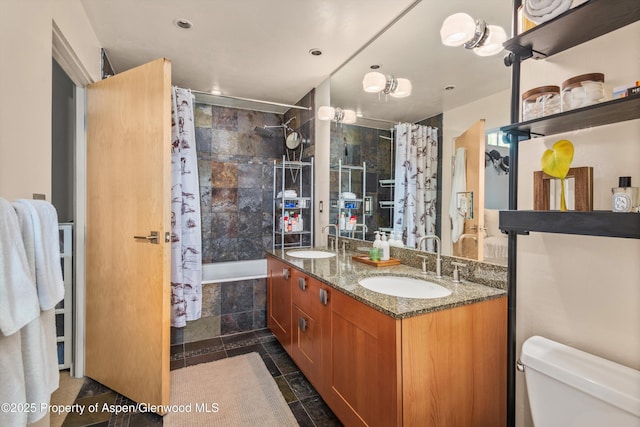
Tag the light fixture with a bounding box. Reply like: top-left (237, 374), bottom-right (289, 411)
top-left (440, 13), bottom-right (506, 56)
top-left (362, 71), bottom-right (412, 98)
top-left (317, 106), bottom-right (356, 124)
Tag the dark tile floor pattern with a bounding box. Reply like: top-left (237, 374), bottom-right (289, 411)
top-left (62, 329), bottom-right (342, 427)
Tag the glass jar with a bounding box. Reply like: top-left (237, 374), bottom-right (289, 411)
top-left (561, 73), bottom-right (606, 111)
top-left (522, 86), bottom-right (561, 121)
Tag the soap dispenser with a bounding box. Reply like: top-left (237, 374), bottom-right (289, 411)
top-left (380, 232), bottom-right (390, 261)
top-left (373, 231), bottom-right (382, 249)
top-left (388, 231), bottom-right (397, 247)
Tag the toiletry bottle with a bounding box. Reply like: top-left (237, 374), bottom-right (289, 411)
top-left (388, 231), bottom-right (396, 247)
top-left (373, 231), bottom-right (382, 249)
top-left (339, 212), bottom-right (346, 230)
top-left (612, 177), bottom-right (639, 213)
top-left (380, 232), bottom-right (390, 261)
top-left (349, 215), bottom-right (357, 231)
top-left (298, 214), bottom-right (304, 232)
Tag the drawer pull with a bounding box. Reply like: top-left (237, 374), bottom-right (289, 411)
top-left (299, 317), bottom-right (307, 332)
top-left (283, 268), bottom-right (290, 280)
top-left (319, 288), bottom-right (329, 305)
top-left (298, 277), bottom-right (307, 291)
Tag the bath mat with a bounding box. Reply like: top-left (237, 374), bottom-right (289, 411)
top-left (164, 352), bottom-right (299, 427)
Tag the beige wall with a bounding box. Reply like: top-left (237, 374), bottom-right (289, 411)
top-left (516, 21), bottom-right (640, 427)
top-left (0, 0), bottom-right (100, 201)
top-left (441, 89), bottom-right (511, 255)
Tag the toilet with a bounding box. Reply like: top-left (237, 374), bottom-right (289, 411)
top-left (520, 335), bottom-right (640, 427)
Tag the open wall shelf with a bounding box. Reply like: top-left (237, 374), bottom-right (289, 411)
top-left (503, 0), bottom-right (640, 59)
top-left (501, 96), bottom-right (640, 139)
top-left (499, 210), bottom-right (640, 239)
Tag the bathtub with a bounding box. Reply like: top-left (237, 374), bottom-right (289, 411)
top-left (202, 259), bottom-right (267, 284)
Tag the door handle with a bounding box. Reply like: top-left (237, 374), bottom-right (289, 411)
top-left (133, 231), bottom-right (159, 244)
top-left (298, 277), bottom-right (307, 291)
top-left (298, 317), bottom-right (307, 332)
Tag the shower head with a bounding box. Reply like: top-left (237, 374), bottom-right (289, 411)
top-left (253, 126), bottom-right (275, 138)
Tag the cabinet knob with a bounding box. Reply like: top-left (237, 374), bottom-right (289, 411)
top-left (298, 317), bottom-right (307, 332)
top-left (298, 277), bottom-right (307, 291)
top-left (282, 268), bottom-right (290, 280)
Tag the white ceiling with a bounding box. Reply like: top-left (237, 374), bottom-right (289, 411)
top-left (81, 0), bottom-right (512, 123)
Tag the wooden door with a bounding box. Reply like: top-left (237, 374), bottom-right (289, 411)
top-left (453, 119), bottom-right (486, 260)
top-left (291, 270), bottom-right (323, 389)
top-left (323, 289), bottom-right (401, 427)
top-left (85, 58), bottom-right (172, 410)
top-left (267, 257), bottom-right (292, 353)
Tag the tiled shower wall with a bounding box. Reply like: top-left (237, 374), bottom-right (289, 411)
top-left (172, 104), bottom-right (285, 344)
top-left (195, 104), bottom-right (286, 262)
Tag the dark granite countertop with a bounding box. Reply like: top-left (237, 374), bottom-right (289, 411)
top-left (266, 248), bottom-right (507, 320)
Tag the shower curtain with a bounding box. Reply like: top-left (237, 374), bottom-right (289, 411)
top-left (171, 87), bottom-right (202, 328)
top-left (393, 123), bottom-right (438, 251)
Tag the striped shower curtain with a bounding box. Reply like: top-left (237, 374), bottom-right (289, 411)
top-left (393, 123), bottom-right (438, 251)
top-left (170, 87), bottom-right (202, 328)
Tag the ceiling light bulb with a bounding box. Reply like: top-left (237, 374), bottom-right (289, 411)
top-left (440, 13), bottom-right (476, 46)
top-left (473, 25), bottom-right (507, 56)
top-left (317, 106), bottom-right (336, 121)
top-left (362, 72), bottom-right (387, 93)
top-left (390, 78), bottom-right (412, 98)
top-left (342, 109), bottom-right (357, 124)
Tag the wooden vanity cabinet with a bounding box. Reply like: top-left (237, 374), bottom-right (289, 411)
top-left (267, 257), bottom-right (292, 353)
top-left (266, 256), bottom-right (507, 426)
top-left (322, 286), bottom-right (401, 427)
top-left (290, 268), bottom-right (329, 391)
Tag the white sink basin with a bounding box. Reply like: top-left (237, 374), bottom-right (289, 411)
top-left (286, 250), bottom-right (336, 259)
top-left (359, 276), bottom-right (452, 299)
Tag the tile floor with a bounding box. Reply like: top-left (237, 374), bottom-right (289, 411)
top-left (59, 329), bottom-right (342, 426)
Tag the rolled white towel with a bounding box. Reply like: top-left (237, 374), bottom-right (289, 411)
top-left (523, 0), bottom-right (572, 24)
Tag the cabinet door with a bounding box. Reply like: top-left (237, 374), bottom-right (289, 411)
top-left (323, 288), bottom-right (401, 427)
top-left (291, 270), bottom-right (325, 390)
top-left (267, 257), bottom-right (292, 353)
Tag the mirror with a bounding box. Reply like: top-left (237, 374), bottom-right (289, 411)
top-left (327, 0), bottom-right (512, 265)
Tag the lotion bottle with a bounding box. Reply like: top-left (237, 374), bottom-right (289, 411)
top-left (380, 232), bottom-right (390, 261)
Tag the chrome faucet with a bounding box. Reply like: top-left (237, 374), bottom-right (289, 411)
top-left (322, 224), bottom-right (338, 252)
top-left (416, 235), bottom-right (442, 278)
top-left (349, 223), bottom-right (368, 239)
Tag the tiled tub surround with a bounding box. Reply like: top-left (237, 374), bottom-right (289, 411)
top-left (267, 240), bottom-right (506, 319)
top-left (171, 277), bottom-right (266, 345)
top-left (195, 103), bottom-right (286, 263)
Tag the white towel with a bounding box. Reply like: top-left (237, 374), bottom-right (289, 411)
top-left (450, 148), bottom-right (467, 243)
top-left (0, 333), bottom-right (28, 427)
top-left (14, 199), bottom-right (64, 310)
top-left (523, 0), bottom-right (572, 24)
top-left (13, 201), bottom-right (59, 423)
top-left (0, 198), bottom-right (40, 336)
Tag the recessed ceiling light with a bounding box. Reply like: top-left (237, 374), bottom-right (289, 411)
top-left (370, 64), bottom-right (381, 70)
top-left (175, 19), bottom-right (193, 29)
top-left (210, 89), bottom-right (222, 96)
top-left (309, 48), bottom-right (322, 56)
top-left (444, 85), bottom-right (456, 91)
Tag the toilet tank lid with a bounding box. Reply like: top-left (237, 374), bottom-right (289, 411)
top-left (521, 336), bottom-right (640, 417)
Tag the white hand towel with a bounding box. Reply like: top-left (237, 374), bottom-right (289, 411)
top-left (15, 199), bottom-right (64, 310)
top-left (523, 0), bottom-right (572, 24)
top-left (449, 148), bottom-right (467, 243)
top-left (0, 198), bottom-right (40, 336)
